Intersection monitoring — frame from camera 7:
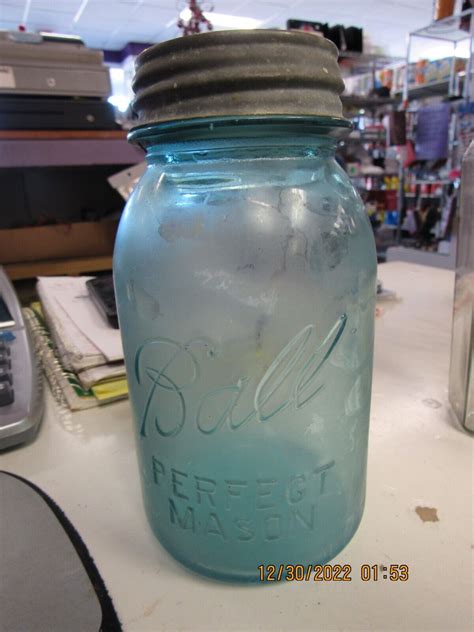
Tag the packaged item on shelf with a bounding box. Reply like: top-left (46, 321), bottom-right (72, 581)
top-left (385, 211), bottom-right (398, 225)
top-left (415, 103), bottom-right (451, 161)
top-left (385, 190), bottom-right (398, 211)
top-left (378, 68), bottom-right (394, 91)
top-left (415, 59), bottom-right (428, 85)
top-left (460, 1), bottom-right (473, 31)
top-left (407, 62), bottom-right (417, 87)
top-left (346, 162), bottom-right (361, 176)
top-left (402, 209), bottom-right (418, 234)
top-left (425, 60), bottom-right (439, 84)
top-left (437, 58), bottom-right (452, 82)
top-left (327, 24), bottom-right (363, 53)
top-left (388, 111), bottom-right (407, 146)
top-left (457, 102), bottom-right (474, 158)
top-left (327, 24), bottom-right (345, 49)
top-left (433, 0), bottom-right (456, 20)
top-left (286, 19), bottom-right (328, 37)
top-left (392, 63), bottom-right (406, 94)
top-left (344, 26), bottom-right (363, 53)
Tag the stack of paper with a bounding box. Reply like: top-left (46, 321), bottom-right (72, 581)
top-left (32, 276), bottom-right (128, 409)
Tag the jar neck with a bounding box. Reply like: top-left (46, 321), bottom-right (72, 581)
top-left (128, 115), bottom-right (350, 165)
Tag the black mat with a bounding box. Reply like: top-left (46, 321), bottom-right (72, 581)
top-left (1, 471), bottom-right (122, 632)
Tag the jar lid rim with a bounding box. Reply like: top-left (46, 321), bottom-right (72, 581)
top-left (128, 115), bottom-right (352, 148)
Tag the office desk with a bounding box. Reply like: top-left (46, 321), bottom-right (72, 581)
top-left (1, 262), bottom-right (472, 631)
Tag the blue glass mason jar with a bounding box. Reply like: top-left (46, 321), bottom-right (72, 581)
top-left (114, 30), bottom-right (376, 582)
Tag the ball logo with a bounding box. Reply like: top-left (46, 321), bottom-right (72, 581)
top-left (135, 314), bottom-right (347, 438)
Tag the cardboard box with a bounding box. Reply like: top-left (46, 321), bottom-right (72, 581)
top-left (0, 220), bottom-right (118, 264)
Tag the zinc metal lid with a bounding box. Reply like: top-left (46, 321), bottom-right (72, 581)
top-left (131, 29), bottom-right (347, 127)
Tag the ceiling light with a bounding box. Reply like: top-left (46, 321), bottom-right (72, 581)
top-left (21, 0), bottom-right (32, 25)
top-left (178, 9), bottom-right (262, 30)
top-left (73, 0), bottom-right (90, 24)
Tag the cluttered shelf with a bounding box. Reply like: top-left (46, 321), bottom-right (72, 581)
top-left (0, 221), bottom-right (119, 281)
top-left (341, 41), bottom-right (468, 260)
top-left (400, 80), bottom-right (453, 100)
top-left (412, 6), bottom-right (474, 41)
top-left (0, 132), bottom-right (143, 167)
top-left (342, 80), bottom-right (462, 110)
top-left (341, 95), bottom-right (398, 110)
top-left (342, 82), bottom-right (455, 109)
top-left (0, 130), bottom-right (128, 140)
top-left (4, 255), bottom-right (113, 281)
top-left (341, 6), bottom-right (472, 110)
top-left (0, 130), bottom-right (138, 278)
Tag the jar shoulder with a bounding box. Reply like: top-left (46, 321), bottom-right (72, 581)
top-left (116, 155), bottom-right (376, 283)
top-left (125, 157), bottom-right (366, 221)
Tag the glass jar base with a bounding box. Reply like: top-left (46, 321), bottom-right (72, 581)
top-left (144, 501), bottom-right (365, 584)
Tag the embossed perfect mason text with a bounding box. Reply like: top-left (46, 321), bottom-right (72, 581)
top-left (151, 457), bottom-right (336, 542)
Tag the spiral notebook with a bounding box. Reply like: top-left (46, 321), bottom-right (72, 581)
top-left (24, 305), bottom-right (128, 410)
top-left (36, 276), bottom-right (123, 371)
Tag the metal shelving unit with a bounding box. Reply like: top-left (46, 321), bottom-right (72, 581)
top-left (340, 52), bottom-right (404, 116)
top-left (341, 95), bottom-right (397, 110)
top-left (393, 9), bottom-right (473, 253)
top-left (403, 8), bottom-right (474, 102)
top-left (0, 129), bottom-right (142, 168)
top-left (344, 82), bottom-right (456, 107)
top-left (338, 17), bottom-right (472, 262)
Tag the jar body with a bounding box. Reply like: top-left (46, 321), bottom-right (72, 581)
top-left (114, 123), bottom-right (376, 581)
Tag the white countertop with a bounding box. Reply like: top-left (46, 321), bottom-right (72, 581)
top-left (1, 262), bottom-right (473, 632)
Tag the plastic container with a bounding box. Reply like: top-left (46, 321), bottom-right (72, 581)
top-left (114, 30), bottom-right (377, 582)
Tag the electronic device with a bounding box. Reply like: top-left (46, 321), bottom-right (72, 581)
top-left (0, 29), bottom-right (115, 130)
top-left (0, 266), bottom-right (43, 450)
top-left (86, 275), bottom-right (119, 329)
top-left (0, 30), bottom-right (111, 98)
top-left (0, 95), bottom-right (118, 130)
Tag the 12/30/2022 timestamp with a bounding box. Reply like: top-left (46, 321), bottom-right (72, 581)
top-left (258, 564), bottom-right (409, 582)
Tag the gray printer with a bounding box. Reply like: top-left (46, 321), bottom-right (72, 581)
top-left (0, 30), bottom-right (110, 98)
top-left (0, 30), bottom-right (117, 130)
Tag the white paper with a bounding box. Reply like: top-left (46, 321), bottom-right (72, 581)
top-left (78, 363), bottom-right (126, 390)
top-left (0, 66), bottom-right (16, 89)
top-left (38, 280), bottom-right (104, 371)
top-left (38, 276), bottom-right (124, 363)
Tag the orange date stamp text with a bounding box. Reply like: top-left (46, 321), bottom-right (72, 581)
top-left (257, 563), bottom-right (409, 582)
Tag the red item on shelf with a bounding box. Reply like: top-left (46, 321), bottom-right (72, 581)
top-left (404, 140), bottom-right (416, 167)
top-left (385, 190), bottom-right (398, 211)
